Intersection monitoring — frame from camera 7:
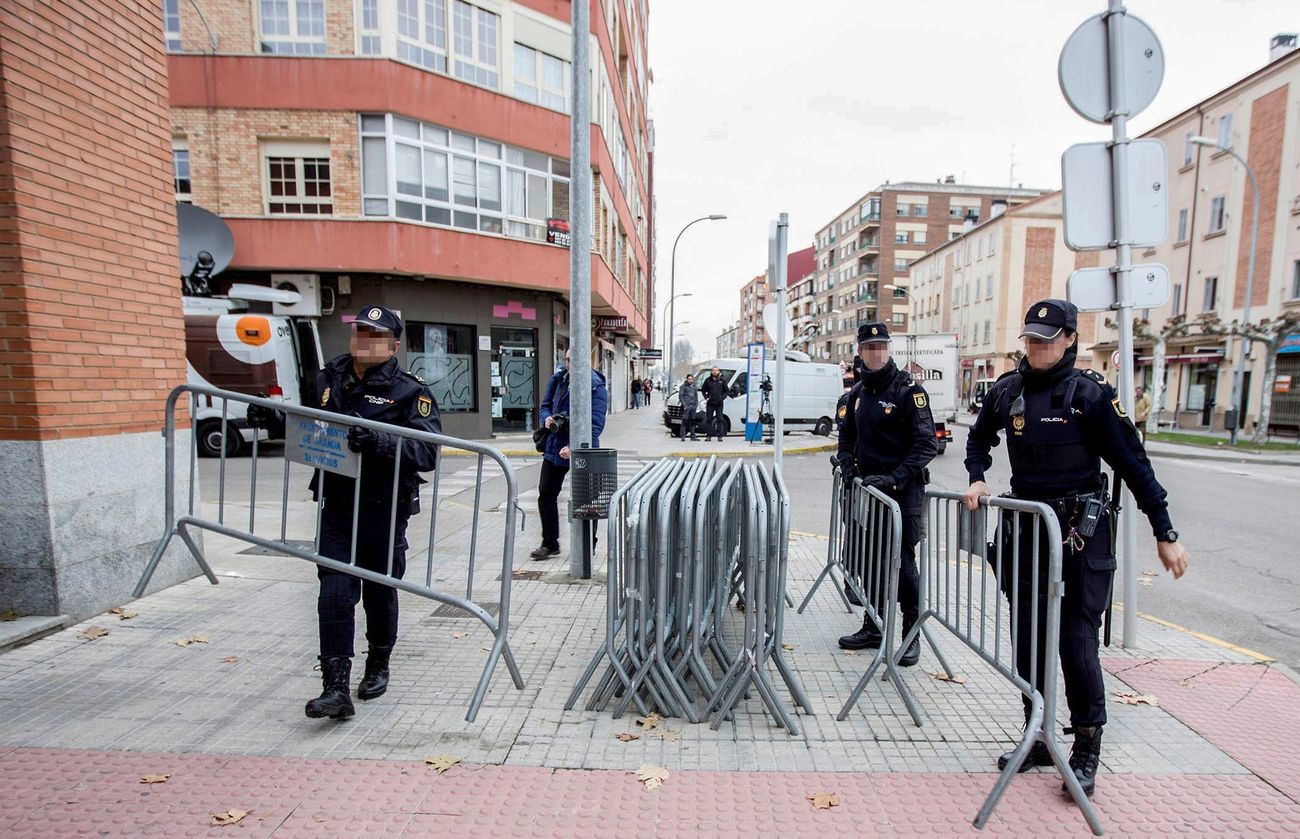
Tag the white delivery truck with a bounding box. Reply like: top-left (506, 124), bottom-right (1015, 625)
top-left (662, 352), bottom-right (842, 438)
top-left (184, 283), bottom-right (324, 457)
top-left (891, 333), bottom-right (959, 455)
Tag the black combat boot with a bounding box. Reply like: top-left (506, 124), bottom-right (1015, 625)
top-left (997, 706), bottom-right (1053, 771)
top-left (838, 618), bottom-right (882, 650)
top-left (356, 646), bottom-right (392, 700)
top-left (1062, 725), bottom-right (1103, 798)
top-left (896, 617), bottom-right (921, 667)
top-left (304, 656), bottom-right (354, 720)
top-left (843, 581), bottom-right (863, 607)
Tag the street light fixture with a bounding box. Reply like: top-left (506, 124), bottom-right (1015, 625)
top-left (1190, 136), bottom-right (1259, 446)
top-left (667, 214), bottom-right (726, 392)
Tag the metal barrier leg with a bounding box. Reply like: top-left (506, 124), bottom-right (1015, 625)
top-left (174, 523), bottom-right (219, 586)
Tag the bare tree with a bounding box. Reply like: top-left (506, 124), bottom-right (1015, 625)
top-left (1120, 314), bottom-right (1194, 436)
top-left (1199, 311), bottom-right (1300, 444)
top-left (671, 338), bottom-right (695, 381)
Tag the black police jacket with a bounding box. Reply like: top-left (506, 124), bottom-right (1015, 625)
top-left (964, 347), bottom-right (1173, 537)
top-left (836, 359), bottom-right (938, 512)
top-left (310, 354), bottom-right (441, 508)
top-left (700, 375), bottom-right (729, 406)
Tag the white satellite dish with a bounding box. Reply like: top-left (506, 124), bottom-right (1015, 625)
top-left (762, 302), bottom-right (792, 344)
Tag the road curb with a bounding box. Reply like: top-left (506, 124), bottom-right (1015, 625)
top-left (1144, 448), bottom-right (1300, 468)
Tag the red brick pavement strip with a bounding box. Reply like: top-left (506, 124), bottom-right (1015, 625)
top-left (1104, 658), bottom-right (1300, 806)
top-left (2, 748), bottom-right (1299, 837)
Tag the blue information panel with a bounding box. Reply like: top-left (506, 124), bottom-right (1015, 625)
top-left (286, 417), bottom-right (360, 477)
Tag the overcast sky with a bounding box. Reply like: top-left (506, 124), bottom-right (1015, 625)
top-left (646, 0), bottom-right (1297, 360)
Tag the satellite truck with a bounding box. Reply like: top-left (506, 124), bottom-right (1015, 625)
top-left (178, 203), bottom-right (325, 456)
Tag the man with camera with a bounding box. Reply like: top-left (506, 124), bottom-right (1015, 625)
top-left (530, 349), bottom-right (609, 560)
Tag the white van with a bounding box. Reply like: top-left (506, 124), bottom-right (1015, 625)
top-left (662, 355), bottom-right (842, 437)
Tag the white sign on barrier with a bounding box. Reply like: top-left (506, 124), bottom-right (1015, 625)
top-left (285, 417), bottom-right (360, 477)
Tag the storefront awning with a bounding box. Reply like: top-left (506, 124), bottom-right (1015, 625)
top-left (1137, 353), bottom-right (1224, 366)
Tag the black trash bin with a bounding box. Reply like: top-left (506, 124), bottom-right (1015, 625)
top-left (570, 447), bottom-right (618, 520)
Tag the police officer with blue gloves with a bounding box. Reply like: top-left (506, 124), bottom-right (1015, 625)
top-left (305, 305), bottom-right (441, 721)
top-left (963, 299), bottom-right (1190, 798)
top-left (836, 322), bottom-right (938, 666)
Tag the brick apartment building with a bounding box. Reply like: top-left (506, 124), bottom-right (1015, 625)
top-left (165, 0), bottom-right (654, 437)
top-left (803, 180), bottom-right (1045, 366)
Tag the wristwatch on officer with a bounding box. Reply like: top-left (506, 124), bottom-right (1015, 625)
top-left (1156, 529), bottom-right (1179, 543)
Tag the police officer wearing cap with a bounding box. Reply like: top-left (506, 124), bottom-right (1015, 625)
top-left (835, 322), bottom-right (938, 666)
top-left (963, 298), bottom-right (1190, 798)
top-left (304, 305), bottom-right (442, 721)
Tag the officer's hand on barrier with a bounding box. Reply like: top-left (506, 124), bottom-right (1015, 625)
top-left (246, 403), bottom-right (274, 428)
top-left (1156, 540), bottom-right (1190, 580)
top-left (860, 474), bottom-right (893, 491)
top-left (348, 425), bottom-right (395, 456)
top-left (964, 480), bottom-right (992, 511)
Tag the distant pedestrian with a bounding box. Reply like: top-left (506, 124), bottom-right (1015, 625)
top-left (531, 350), bottom-right (609, 560)
top-left (1134, 386), bottom-right (1152, 443)
top-left (642, 379), bottom-right (653, 404)
top-left (678, 373), bottom-right (700, 441)
top-left (631, 376), bottom-right (642, 409)
top-left (700, 366), bottom-right (729, 440)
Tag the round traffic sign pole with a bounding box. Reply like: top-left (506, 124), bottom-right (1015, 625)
top-left (1058, 10), bottom-right (1164, 124)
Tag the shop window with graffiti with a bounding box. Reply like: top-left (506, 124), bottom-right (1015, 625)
top-left (407, 322), bottom-right (477, 412)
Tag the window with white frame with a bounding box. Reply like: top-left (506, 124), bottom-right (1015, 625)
top-left (1216, 112), bottom-right (1233, 148)
top-left (983, 320), bottom-right (990, 344)
top-left (514, 44), bottom-right (570, 112)
top-left (1183, 131), bottom-right (1194, 166)
top-left (913, 230), bottom-right (927, 245)
top-left (258, 0), bottom-right (326, 55)
top-left (986, 276), bottom-right (994, 300)
top-left (1203, 276), bottom-right (1218, 311)
top-left (1172, 282), bottom-right (1183, 315)
top-left (1177, 208), bottom-right (1189, 242)
top-left (162, 0), bottom-right (182, 51)
top-left (396, 0), bottom-right (446, 70)
top-left (262, 141), bottom-right (332, 215)
top-left (1208, 195), bottom-right (1226, 234)
top-left (892, 312), bottom-right (906, 326)
top-left (894, 231), bottom-right (908, 244)
top-left (452, 1), bottom-right (498, 88)
top-left (360, 113), bottom-right (570, 241)
top-left (172, 141), bottom-right (191, 202)
top-left (1291, 260), bottom-right (1300, 299)
top-left (358, 0), bottom-right (381, 55)
top-left (987, 231), bottom-right (995, 254)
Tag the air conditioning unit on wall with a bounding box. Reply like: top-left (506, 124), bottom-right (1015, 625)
top-left (270, 273), bottom-right (321, 316)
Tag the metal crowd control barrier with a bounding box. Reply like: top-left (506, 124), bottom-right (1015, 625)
top-left (905, 490), bottom-right (1103, 835)
top-left (133, 384), bottom-right (525, 722)
top-left (565, 457), bottom-right (811, 734)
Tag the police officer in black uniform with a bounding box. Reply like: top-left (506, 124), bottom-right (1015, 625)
top-left (304, 305), bottom-right (441, 721)
top-left (836, 322), bottom-right (938, 666)
top-left (963, 299), bottom-right (1190, 798)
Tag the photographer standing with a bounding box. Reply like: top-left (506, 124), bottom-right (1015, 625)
top-left (530, 349), bottom-right (609, 560)
top-left (700, 366), bottom-right (729, 441)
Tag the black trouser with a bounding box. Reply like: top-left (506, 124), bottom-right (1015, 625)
top-left (538, 458), bottom-right (570, 550)
top-left (844, 484), bottom-right (921, 628)
top-left (705, 404), bottom-right (725, 438)
top-left (680, 410), bottom-right (697, 439)
top-left (994, 508), bottom-right (1115, 728)
top-left (317, 500), bottom-right (409, 658)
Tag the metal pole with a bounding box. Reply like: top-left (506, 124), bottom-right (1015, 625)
top-left (1228, 149), bottom-right (1259, 446)
top-left (773, 213), bottom-right (789, 471)
top-left (1106, 0), bottom-right (1139, 649)
top-left (568, 0), bottom-right (592, 578)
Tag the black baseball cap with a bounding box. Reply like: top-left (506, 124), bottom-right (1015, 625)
top-left (856, 321), bottom-right (891, 344)
top-left (354, 305), bottom-right (404, 340)
top-left (1019, 299), bottom-right (1077, 340)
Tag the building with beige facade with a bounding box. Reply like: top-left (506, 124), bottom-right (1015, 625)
top-left (164, 0), bottom-right (655, 438)
top-left (908, 193), bottom-right (1104, 401)
top-left (807, 180), bottom-right (1046, 367)
top-left (1090, 39), bottom-right (1300, 435)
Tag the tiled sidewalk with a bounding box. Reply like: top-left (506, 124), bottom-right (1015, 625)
top-left (2, 466), bottom-right (1298, 835)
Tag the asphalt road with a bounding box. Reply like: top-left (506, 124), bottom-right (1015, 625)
top-left (779, 424), bottom-right (1300, 669)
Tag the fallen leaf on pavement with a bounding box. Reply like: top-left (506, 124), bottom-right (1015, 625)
top-left (424, 755), bottom-right (460, 774)
top-left (807, 792), bottom-right (841, 810)
top-left (842, 650), bottom-right (857, 657)
top-left (78, 627), bottom-right (110, 641)
top-left (634, 763), bottom-right (669, 790)
top-left (140, 774), bottom-right (171, 784)
top-left (1138, 579), bottom-right (1153, 587)
top-left (211, 809), bottom-right (248, 826)
top-left (176, 634), bottom-right (209, 646)
top-left (635, 712), bottom-right (662, 731)
top-left (781, 643), bottom-right (795, 651)
top-left (616, 732), bottom-right (640, 742)
top-left (109, 607), bottom-right (137, 620)
top-left (1140, 571), bottom-right (1158, 578)
top-left (1113, 691), bottom-right (1159, 706)
top-left (649, 729), bottom-right (679, 742)
top-left (219, 656), bottom-right (239, 664)
top-left (931, 672), bottom-right (967, 685)
top-left (0, 610), bottom-right (22, 621)
top-left (450, 631), bottom-right (469, 639)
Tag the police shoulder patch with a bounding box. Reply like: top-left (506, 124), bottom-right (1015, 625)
top-left (913, 392), bottom-right (927, 409)
top-left (416, 394), bottom-right (433, 418)
top-left (1111, 397), bottom-right (1127, 418)
top-left (837, 405), bottom-right (847, 419)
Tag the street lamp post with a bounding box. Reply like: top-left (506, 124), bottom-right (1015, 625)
top-left (1190, 136), bottom-right (1259, 446)
top-left (661, 292), bottom-right (693, 383)
top-left (667, 214), bottom-right (726, 393)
